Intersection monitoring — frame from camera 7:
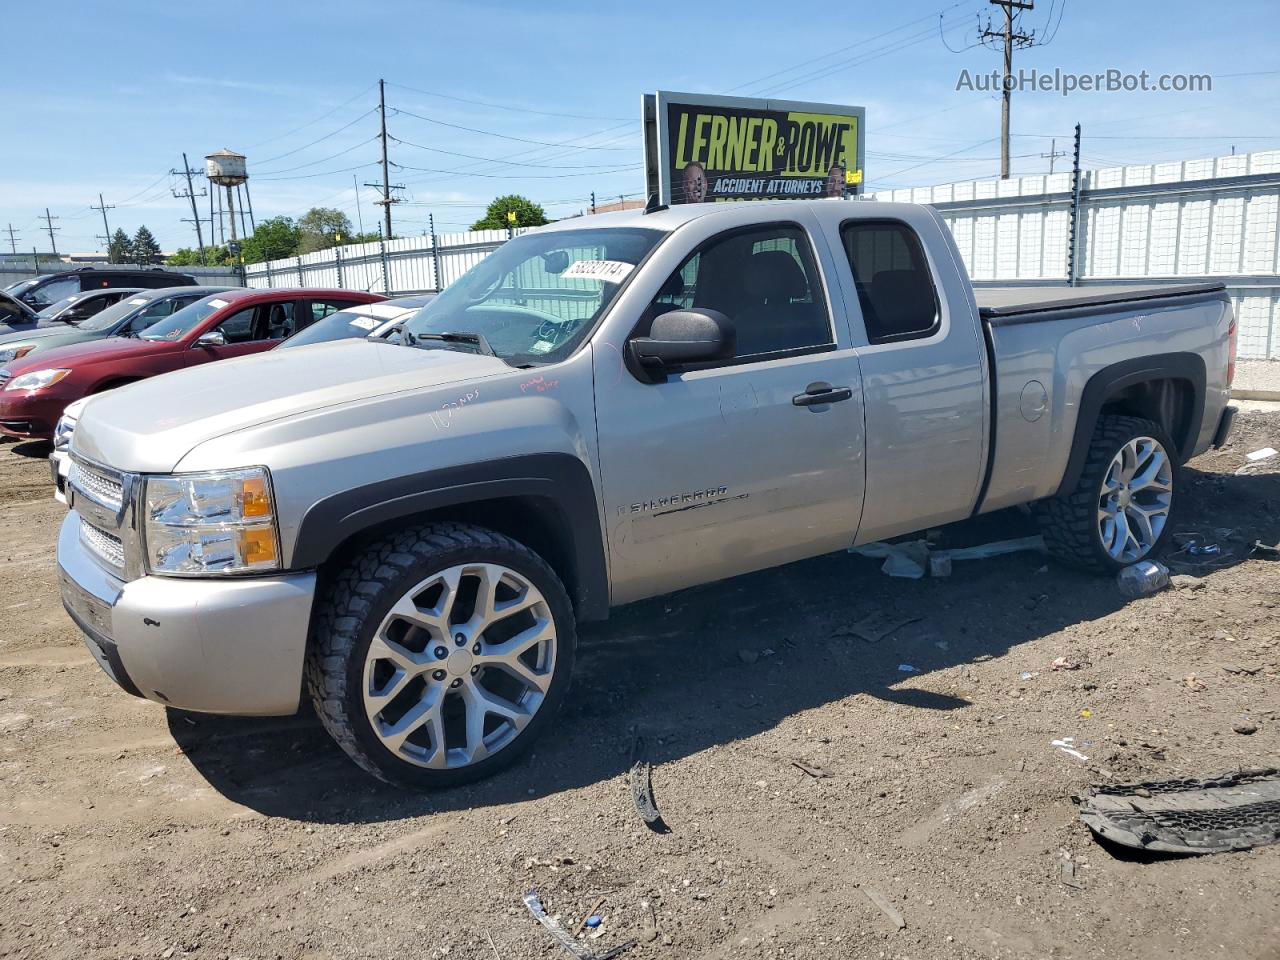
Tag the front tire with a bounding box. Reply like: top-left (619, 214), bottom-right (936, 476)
top-left (1036, 414), bottom-right (1180, 574)
top-left (306, 522), bottom-right (576, 789)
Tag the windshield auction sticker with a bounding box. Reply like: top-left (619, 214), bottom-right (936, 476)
top-left (651, 92), bottom-right (864, 204)
top-left (561, 259), bottom-right (636, 282)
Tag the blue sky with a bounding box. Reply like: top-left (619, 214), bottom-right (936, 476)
top-left (3, 0), bottom-right (1277, 252)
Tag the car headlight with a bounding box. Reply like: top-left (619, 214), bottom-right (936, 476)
top-left (6, 368), bottom-right (71, 391)
top-left (52, 414), bottom-right (76, 451)
top-left (0, 346), bottom-right (33, 364)
top-left (142, 467), bottom-right (281, 577)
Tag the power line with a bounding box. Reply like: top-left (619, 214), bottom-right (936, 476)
top-left (256, 136), bottom-right (380, 176)
top-left (256, 108), bottom-right (378, 166)
top-left (385, 81), bottom-right (630, 122)
top-left (388, 134), bottom-right (645, 170)
top-left (244, 83), bottom-right (378, 150)
top-left (374, 78), bottom-right (401, 239)
top-left (391, 160), bottom-right (641, 180)
top-left (389, 107), bottom-right (636, 150)
top-left (4, 224), bottom-right (19, 255)
top-left (172, 153), bottom-right (208, 264)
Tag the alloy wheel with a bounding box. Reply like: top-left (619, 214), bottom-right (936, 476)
top-left (1097, 435), bottom-right (1173, 563)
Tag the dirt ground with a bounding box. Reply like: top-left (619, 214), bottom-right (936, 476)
top-left (1, 412), bottom-right (1278, 960)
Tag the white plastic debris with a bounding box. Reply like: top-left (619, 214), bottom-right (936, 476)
top-left (1116, 560), bottom-right (1169, 599)
top-left (851, 535), bottom-right (1045, 579)
top-left (897, 663), bottom-right (918, 673)
top-left (1051, 737), bottom-right (1089, 762)
top-left (1246, 447), bottom-right (1277, 461)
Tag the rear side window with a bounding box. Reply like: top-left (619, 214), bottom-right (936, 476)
top-left (840, 221), bottom-right (940, 344)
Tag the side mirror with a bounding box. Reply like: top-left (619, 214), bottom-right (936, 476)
top-left (629, 309), bottom-right (735, 381)
top-left (194, 330), bottom-right (226, 348)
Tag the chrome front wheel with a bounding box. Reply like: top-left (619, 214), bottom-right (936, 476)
top-left (1097, 436), bottom-right (1173, 563)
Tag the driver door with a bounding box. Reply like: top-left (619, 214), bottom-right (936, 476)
top-left (592, 217), bottom-right (866, 605)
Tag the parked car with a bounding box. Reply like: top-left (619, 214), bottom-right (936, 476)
top-left (0, 286), bottom-right (235, 366)
top-left (277, 294), bottom-right (435, 349)
top-left (56, 200), bottom-right (1236, 788)
top-left (0, 287), bottom-right (383, 439)
top-left (3, 267), bottom-right (198, 312)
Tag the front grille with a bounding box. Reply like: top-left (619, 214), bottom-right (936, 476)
top-left (69, 459), bottom-right (124, 510)
top-left (80, 519), bottom-right (125, 571)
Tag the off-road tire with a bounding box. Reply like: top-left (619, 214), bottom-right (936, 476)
top-left (305, 521), bottom-right (576, 789)
top-left (1035, 414), bottom-right (1181, 574)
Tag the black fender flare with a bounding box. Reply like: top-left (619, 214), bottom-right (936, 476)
top-left (1055, 351), bottom-right (1206, 497)
top-left (290, 453), bottom-right (609, 620)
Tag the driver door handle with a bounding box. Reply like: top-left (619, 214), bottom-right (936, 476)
top-left (792, 382), bottom-right (854, 407)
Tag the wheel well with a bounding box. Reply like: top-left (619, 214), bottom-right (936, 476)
top-left (318, 495), bottom-right (584, 613)
top-left (1099, 377), bottom-right (1195, 458)
top-left (90, 377), bottom-right (140, 394)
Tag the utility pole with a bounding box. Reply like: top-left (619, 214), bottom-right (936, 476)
top-left (1040, 137), bottom-right (1067, 175)
top-left (367, 78), bottom-right (402, 239)
top-left (173, 153), bottom-right (207, 264)
top-left (41, 208), bottom-right (60, 257)
top-left (980, 0), bottom-right (1035, 179)
top-left (353, 174), bottom-right (365, 236)
top-left (4, 224), bottom-right (19, 255)
top-left (90, 194), bottom-right (115, 254)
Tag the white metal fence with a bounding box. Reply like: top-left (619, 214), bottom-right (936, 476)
top-left (872, 150), bottom-right (1280, 360)
top-left (244, 229), bottom-right (528, 296)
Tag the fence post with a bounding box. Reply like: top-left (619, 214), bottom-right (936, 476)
top-left (264, 260), bottom-right (273, 288)
top-left (429, 214), bottom-right (439, 292)
top-left (379, 229), bottom-right (391, 295)
top-left (296, 256), bottom-right (304, 287)
top-left (334, 246), bottom-right (344, 289)
top-left (1067, 123), bottom-right (1083, 287)
top-left (33, 247), bottom-right (41, 276)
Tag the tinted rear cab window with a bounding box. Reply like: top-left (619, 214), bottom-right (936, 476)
top-left (840, 220), bottom-right (940, 344)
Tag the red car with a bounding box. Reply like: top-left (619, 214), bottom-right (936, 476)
top-left (0, 288), bottom-right (383, 440)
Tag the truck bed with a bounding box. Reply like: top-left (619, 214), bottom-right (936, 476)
top-left (975, 282), bottom-right (1227, 322)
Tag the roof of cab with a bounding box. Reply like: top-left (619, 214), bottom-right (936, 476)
top-left (534, 198), bottom-right (931, 234)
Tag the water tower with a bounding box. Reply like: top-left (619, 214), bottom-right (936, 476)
top-left (205, 149), bottom-right (248, 248)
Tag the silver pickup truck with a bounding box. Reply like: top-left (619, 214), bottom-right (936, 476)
top-left (56, 199), bottom-right (1238, 788)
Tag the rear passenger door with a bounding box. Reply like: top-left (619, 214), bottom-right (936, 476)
top-left (823, 214), bottom-right (988, 543)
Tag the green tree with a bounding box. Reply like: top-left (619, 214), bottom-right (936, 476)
top-left (107, 228), bottom-right (132, 264)
top-left (240, 216), bottom-right (302, 264)
top-left (166, 245), bottom-right (231, 267)
top-left (470, 195), bottom-right (548, 231)
top-left (132, 225), bottom-right (162, 264)
top-left (297, 207), bottom-right (353, 254)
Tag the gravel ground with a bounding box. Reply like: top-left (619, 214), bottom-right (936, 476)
top-left (0, 412), bottom-right (1277, 960)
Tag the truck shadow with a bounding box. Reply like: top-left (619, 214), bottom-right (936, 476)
top-left (168, 464), bottom-right (1279, 823)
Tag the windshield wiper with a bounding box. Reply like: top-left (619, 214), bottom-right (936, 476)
top-left (405, 330), bottom-right (498, 358)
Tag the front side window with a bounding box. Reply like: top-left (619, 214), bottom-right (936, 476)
top-left (213, 306), bottom-right (260, 343)
top-left (400, 227), bottom-right (665, 365)
top-left (140, 295), bottom-right (237, 341)
top-left (644, 224), bottom-right (832, 359)
top-left (76, 295), bottom-right (153, 333)
top-left (840, 221), bottom-right (940, 344)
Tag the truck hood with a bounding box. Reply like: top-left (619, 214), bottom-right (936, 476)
top-left (74, 340), bottom-right (511, 473)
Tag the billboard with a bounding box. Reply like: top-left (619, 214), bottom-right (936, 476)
top-left (643, 91), bottom-right (865, 205)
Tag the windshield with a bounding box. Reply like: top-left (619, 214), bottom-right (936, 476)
top-left (399, 226), bottom-right (664, 365)
top-left (77, 294), bottom-right (152, 332)
top-left (36, 294), bottom-right (84, 320)
top-left (139, 295), bottom-right (231, 341)
top-left (280, 303), bottom-right (415, 349)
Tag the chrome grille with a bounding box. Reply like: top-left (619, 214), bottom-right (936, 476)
top-left (80, 519), bottom-right (125, 571)
top-left (69, 459), bottom-right (124, 511)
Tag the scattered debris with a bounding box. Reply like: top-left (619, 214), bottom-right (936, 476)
top-left (1170, 574), bottom-right (1206, 590)
top-left (791, 760), bottom-right (832, 779)
top-left (1117, 560), bottom-right (1170, 599)
top-left (1020, 671), bottom-right (1038, 681)
top-left (1249, 540), bottom-right (1280, 561)
top-left (522, 892), bottom-right (636, 960)
top-left (1183, 674), bottom-right (1206, 691)
top-left (574, 897), bottom-right (607, 936)
top-left (1246, 446), bottom-right (1277, 462)
top-left (1222, 663), bottom-right (1262, 676)
top-left (1075, 769), bottom-right (1280, 855)
top-left (1051, 656), bottom-right (1082, 671)
top-left (1185, 542), bottom-right (1221, 556)
top-left (1051, 737), bottom-right (1090, 762)
top-left (838, 611), bottom-right (921, 644)
top-left (1233, 720), bottom-right (1259, 735)
top-left (1058, 853), bottom-right (1082, 889)
top-left (585, 916), bottom-right (603, 929)
top-left (860, 886), bottom-right (906, 931)
top-left (851, 535), bottom-right (1045, 578)
top-left (897, 663), bottom-right (918, 673)
top-left (1079, 708), bottom-right (1093, 719)
top-left (628, 736), bottom-right (669, 834)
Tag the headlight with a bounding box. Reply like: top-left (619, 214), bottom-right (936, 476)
top-left (6, 368), bottom-right (71, 391)
top-left (52, 414), bottom-right (75, 451)
top-left (143, 467), bottom-right (280, 577)
top-left (0, 346), bottom-right (32, 364)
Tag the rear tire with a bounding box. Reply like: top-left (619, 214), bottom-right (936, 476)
top-left (1035, 414), bottom-right (1180, 574)
top-left (306, 521), bottom-right (576, 789)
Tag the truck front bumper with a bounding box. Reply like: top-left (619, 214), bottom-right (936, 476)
top-left (57, 511), bottom-right (316, 716)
